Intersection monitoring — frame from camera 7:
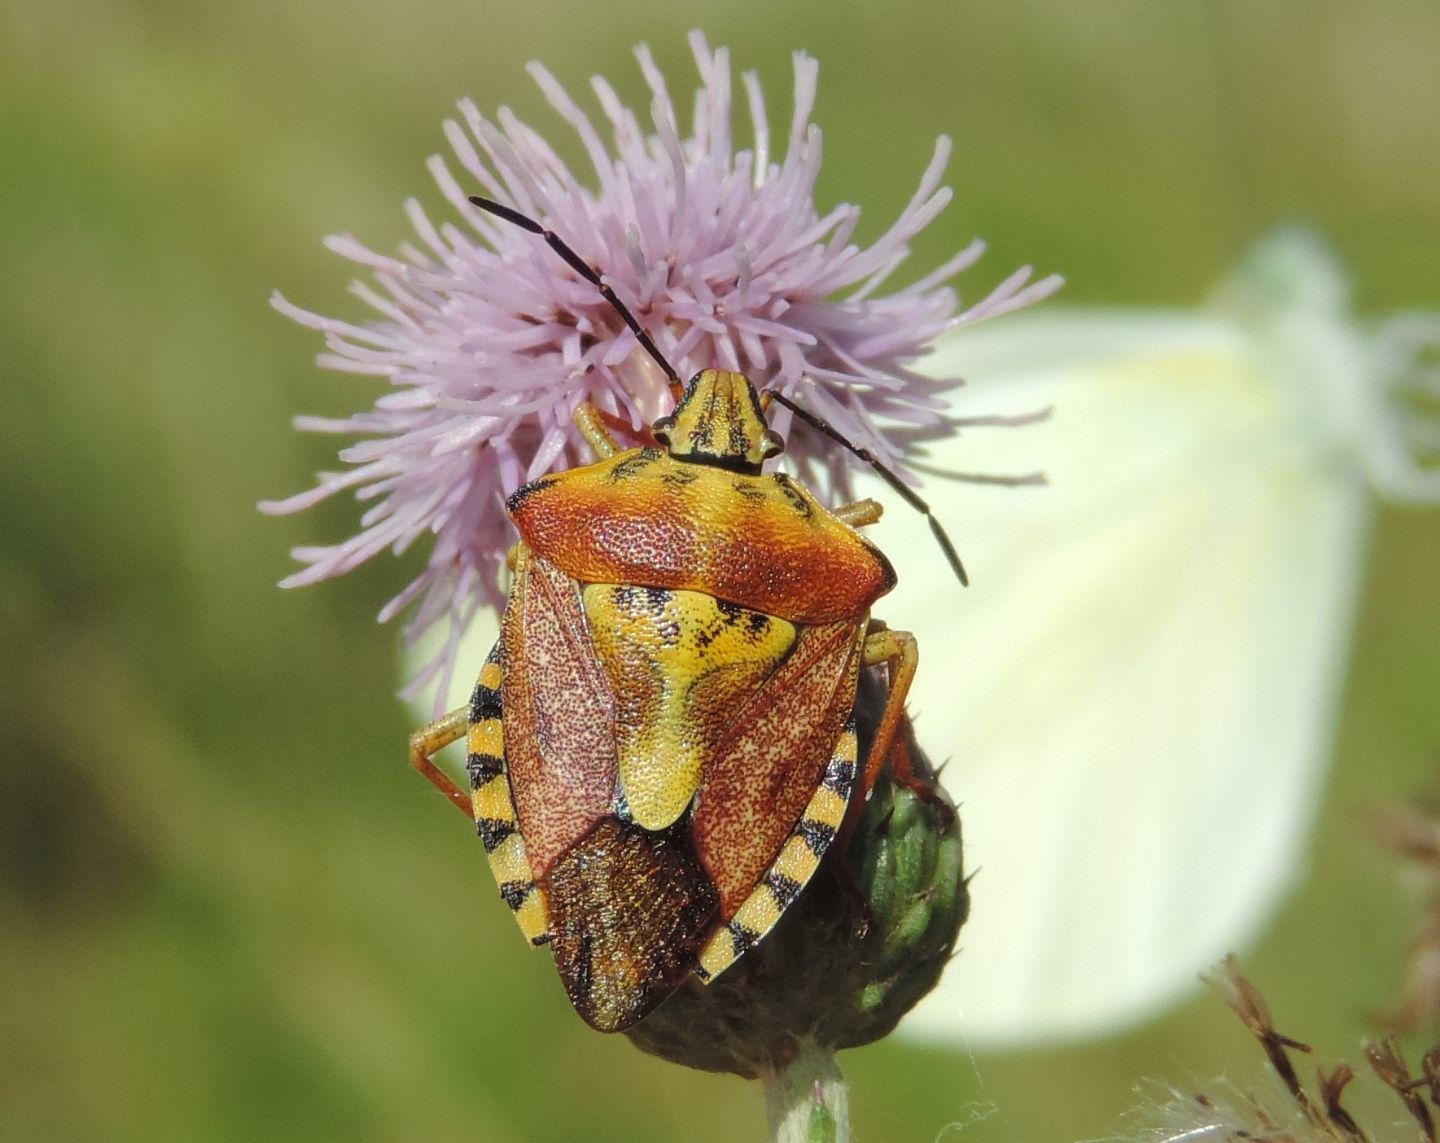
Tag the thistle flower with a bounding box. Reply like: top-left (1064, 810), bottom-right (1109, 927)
top-left (263, 31), bottom-right (1059, 709)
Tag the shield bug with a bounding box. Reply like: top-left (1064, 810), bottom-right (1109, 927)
top-left (408, 196), bottom-right (963, 1033)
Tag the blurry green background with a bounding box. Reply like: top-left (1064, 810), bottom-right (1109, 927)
top-left (4, 1), bottom-right (1439, 1139)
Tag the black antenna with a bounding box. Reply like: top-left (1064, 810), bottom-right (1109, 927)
top-left (766, 390), bottom-right (969, 587)
top-left (468, 195), bottom-right (683, 395)
top-left (470, 195), bottom-right (966, 588)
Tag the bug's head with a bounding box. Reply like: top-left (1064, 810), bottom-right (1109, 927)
top-left (651, 369), bottom-right (784, 474)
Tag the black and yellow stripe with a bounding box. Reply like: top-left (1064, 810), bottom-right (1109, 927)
top-left (467, 646), bottom-right (551, 947)
top-left (695, 716), bottom-right (858, 982)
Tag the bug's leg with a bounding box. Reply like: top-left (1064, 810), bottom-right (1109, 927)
top-left (854, 624), bottom-right (954, 818)
top-left (409, 707), bottom-right (472, 817)
top-left (573, 402), bottom-right (622, 460)
top-left (856, 624), bottom-right (918, 795)
top-left (877, 720), bottom-right (956, 827)
top-left (834, 497), bottom-right (883, 528)
top-left (467, 642), bottom-right (552, 947)
top-left (821, 624), bottom-right (945, 933)
top-left (833, 623), bottom-right (952, 878)
top-left (849, 625), bottom-right (956, 828)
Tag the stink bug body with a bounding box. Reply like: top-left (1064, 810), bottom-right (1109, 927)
top-left (409, 197), bottom-right (960, 1032)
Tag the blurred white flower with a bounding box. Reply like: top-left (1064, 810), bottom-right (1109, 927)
top-left (880, 230), bottom-right (1440, 1047)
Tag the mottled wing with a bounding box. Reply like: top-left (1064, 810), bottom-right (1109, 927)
top-left (502, 550), bottom-right (617, 880)
top-left (693, 618), bottom-right (866, 918)
top-left (505, 551), bottom-right (726, 1032)
top-left (544, 818), bottom-right (719, 1032)
top-left (696, 718), bottom-right (858, 983)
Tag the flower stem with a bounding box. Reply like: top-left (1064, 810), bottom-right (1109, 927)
top-left (762, 1041), bottom-right (849, 1143)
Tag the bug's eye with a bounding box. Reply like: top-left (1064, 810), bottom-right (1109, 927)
top-left (651, 415), bottom-right (675, 445)
top-left (760, 429), bottom-right (784, 460)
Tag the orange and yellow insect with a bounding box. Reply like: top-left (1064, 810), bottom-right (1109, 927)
top-left (409, 197), bottom-right (959, 1033)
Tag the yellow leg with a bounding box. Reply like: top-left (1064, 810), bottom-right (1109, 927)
top-left (879, 716), bottom-right (956, 822)
top-left (831, 624), bottom-right (951, 931)
top-left (836, 624), bottom-right (952, 858)
top-left (834, 498), bottom-right (883, 528)
top-left (409, 707), bottom-right (473, 818)
top-left (858, 626), bottom-right (917, 796)
top-left (856, 624), bottom-right (954, 821)
top-left (573, 402), bottom-right (622, 460)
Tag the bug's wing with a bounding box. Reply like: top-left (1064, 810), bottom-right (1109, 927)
top-left (874, 301), bottom-right (1373, 1046)
top-left (695, 715), bottom-right (859, 984)
top-left (544, 815), bottom-right (719, 1032)
top-left (694, 619), bottom-right (867, 918)
top-left (500, 552), bottom-right (725, 1032)
top-left (501, 550), bottom-right (618, 880)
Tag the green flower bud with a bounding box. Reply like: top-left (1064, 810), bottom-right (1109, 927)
top-left (625, 671), bottom-right (969, 1078)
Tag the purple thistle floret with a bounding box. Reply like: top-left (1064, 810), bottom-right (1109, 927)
top-left (263, 31), bottom-right (1060, 708)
